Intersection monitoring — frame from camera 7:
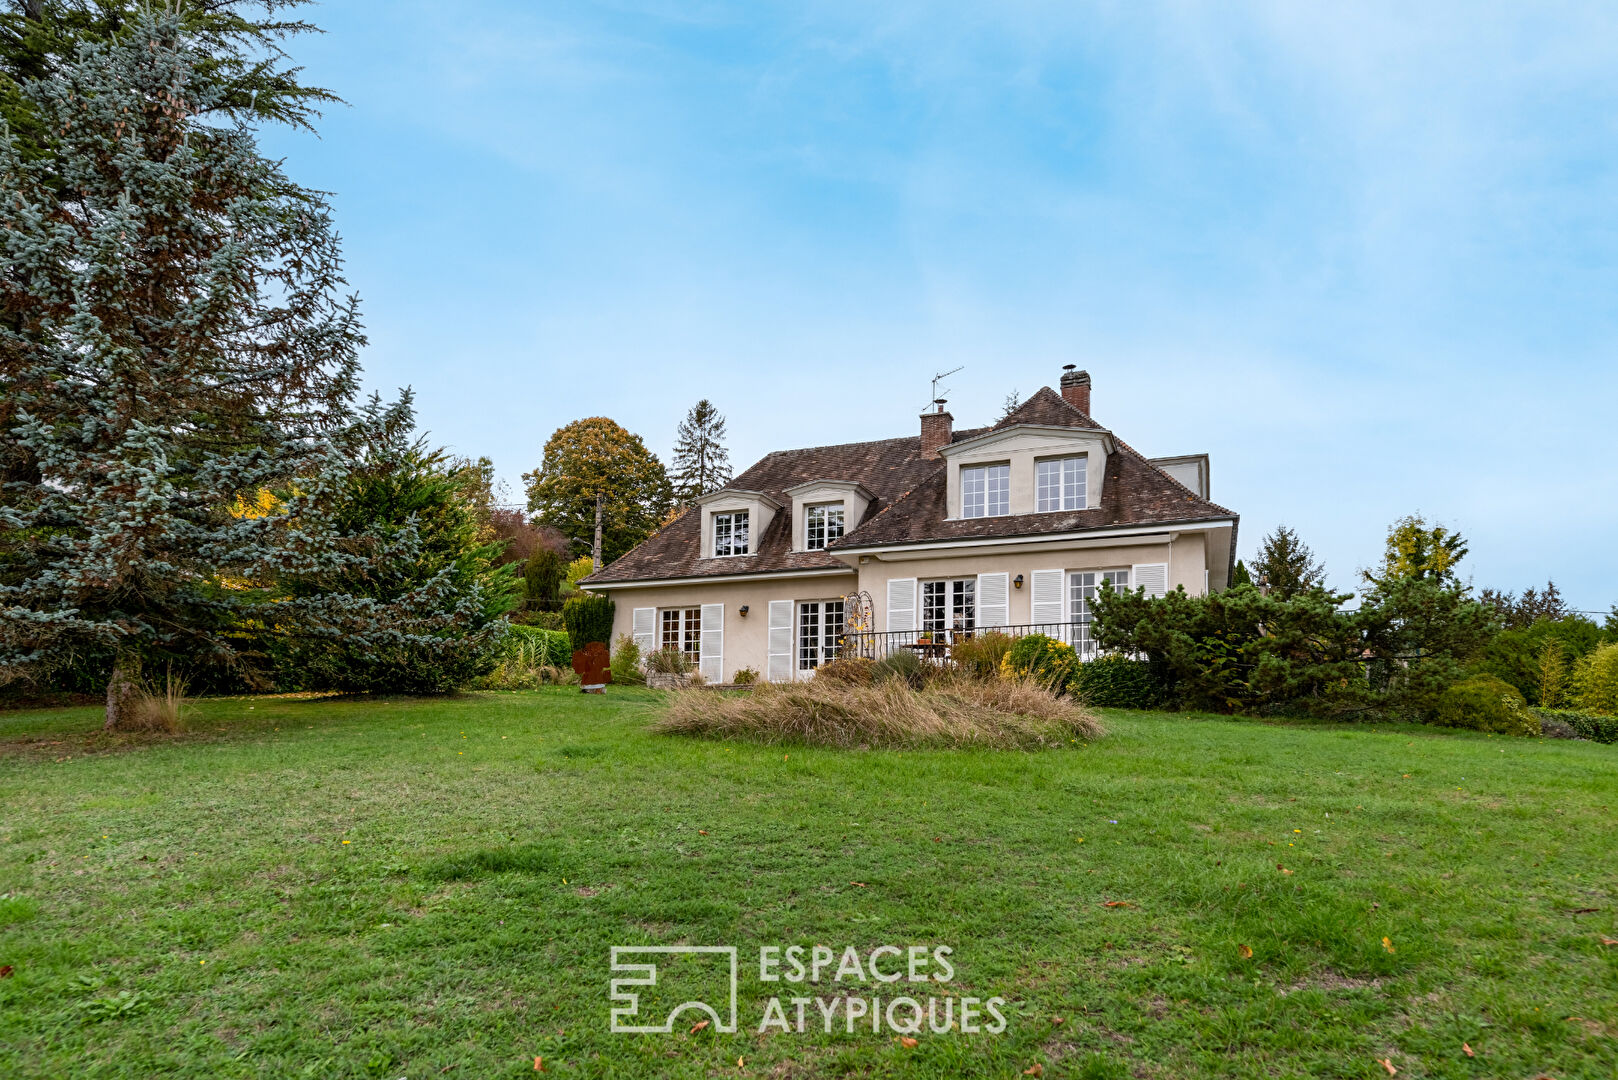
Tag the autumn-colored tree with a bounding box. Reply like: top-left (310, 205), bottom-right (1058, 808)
top-left (523, 417), bottom-right (671, 568)
top-left (1364, 514), bottom-right (1468, 585)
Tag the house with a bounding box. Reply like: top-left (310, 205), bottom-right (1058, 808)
top-left (581, 368), bottom-right (1238, 683)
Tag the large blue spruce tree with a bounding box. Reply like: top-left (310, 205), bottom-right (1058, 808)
top-left (0, 15), bottom-right (506, 725)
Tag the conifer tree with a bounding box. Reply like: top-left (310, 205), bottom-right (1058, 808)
top-left (670, 399), bottom-right (732, 507)
top-left (0, 16), bottom-right (493, 722)
top-left (1253, 525), bottom-right (1327, 599)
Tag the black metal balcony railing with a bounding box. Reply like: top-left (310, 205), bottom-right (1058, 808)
top-left (839, 622), bottom-right (1102, 663)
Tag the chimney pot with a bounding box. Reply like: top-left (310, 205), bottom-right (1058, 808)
top-left (920, 405), bottom-right (953, 459)
top-left (1060, 367), bottom-right (1091, 415)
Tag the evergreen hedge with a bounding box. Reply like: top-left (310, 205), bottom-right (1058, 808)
top-left (562, 594), bottom-right (615, 648)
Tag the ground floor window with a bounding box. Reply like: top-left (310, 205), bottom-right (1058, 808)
top-left (921, 578), bottom-right (975, 636)
top-left (798, 599), bottom-right (844, 670)
top-left (660, 607), bottom-right (701, 662)
top-left (1068, 570), bottom-right (1129, 654)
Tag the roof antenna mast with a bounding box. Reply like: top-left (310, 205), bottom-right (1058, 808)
top-left (929, 365), bottom-right (963, 413)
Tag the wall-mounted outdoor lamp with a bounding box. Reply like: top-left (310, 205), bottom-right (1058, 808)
top-left (1013, 575), bottom-right (1024, 590)
top-left (739, 605), bottom-right (750, 616)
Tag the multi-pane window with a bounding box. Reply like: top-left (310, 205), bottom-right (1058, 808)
top-left (1068, 570), bottom-right (1130, 655)
top-left (1036, 456), bottom-right (1087, 512)
top-left (921, 579), bottom-right (975, 635)
top-left (797, 599), bottom-right (845, 670)
top-left (712, 511), bottom-right (749, 556)
top-left (961, 464), bottom-right (1010, 518)
top-left (660, 607), bottom-right (701, 661)
top-left (804, 503), bottom-right (844, 551)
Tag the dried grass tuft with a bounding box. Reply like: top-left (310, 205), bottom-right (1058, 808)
top-left (128, 671), bottom-right (188, 734)
top-left (654, 671), bottom-right (1103, 750)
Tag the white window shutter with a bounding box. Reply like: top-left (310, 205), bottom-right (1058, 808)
top-left (1031, 569), bottom-right (1065, 627)
top-left (631, 607), bottom-right (655, 656)
top-left (699, 604), bottom-right (724, 683)
top-left (767, 600), bottom-right (793, 682)
top-left (886, 578), bottom-right (917, 633)
top-left (977, 572), bottom-right (1009, 628)
top-left (1132, 563), bottom-right (1169, 599)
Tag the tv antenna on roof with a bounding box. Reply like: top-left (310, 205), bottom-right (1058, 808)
top-left (929, 366), bottom-right (963, 411)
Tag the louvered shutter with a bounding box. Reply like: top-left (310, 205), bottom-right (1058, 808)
top-left (1132, 563), bottom-right (1169, 599)
top-left (977, 572), bottom-right (1009, 628)
top-left (631, 607), bottom-right (655, 657)
top-left (1031, 569), bottom-right (1065, 638)
top-left (699, 604), bottom-right (724, 683)
top-left (886, 578), bottom-right (917, 633)
top-left (767, 600), bottom-right (793, 682)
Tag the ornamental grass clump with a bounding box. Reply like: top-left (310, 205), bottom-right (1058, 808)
top-left (654, 671), bottom-right (1103, 750)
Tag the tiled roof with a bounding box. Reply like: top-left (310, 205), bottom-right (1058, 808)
top-left (583, 427), bottom-right (985, 584)
top-left (583, 385), bottom-right (1236, 584)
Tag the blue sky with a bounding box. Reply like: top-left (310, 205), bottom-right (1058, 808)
top-left (261, 1), bottom-right (1618, 611)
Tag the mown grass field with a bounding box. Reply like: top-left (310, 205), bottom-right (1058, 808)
top-left (1, 688), bottom-right (1615, 1079)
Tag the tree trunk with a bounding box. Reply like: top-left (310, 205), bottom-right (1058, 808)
top-left (104, 654), bottom-right (141, 731)
top-left (592, 493), bottom-right (604, 571)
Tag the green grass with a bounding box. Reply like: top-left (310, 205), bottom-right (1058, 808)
top-left (1, 689), bottom-right (1615, 1079)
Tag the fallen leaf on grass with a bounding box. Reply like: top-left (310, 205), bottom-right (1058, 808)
top-left (1600, 937), bottom-right (1618, 946)
top-left (1102, 900), bottom-right (1134, 908)
top-left (690, 1019), bottom-right (710, 1034)
top-left (1277, 865), bottom-right (1293, 875)
top-left (1051, 1017), bottom-right (1064, 1025)
top-left (533, 1057), bottom-right (543, 1072)
top-left (698, 830), bottom-right (708, 836)
top-left (850, 882), bottom-right (868, 888)
top-left (1462, 1043), bottom-right (1474, 1057)
top-left (1568, 907), bottom-right (1597, 914)
top-left (1023, 1065), bottom-right (1044, 1077)
top-left (737, 1056), bottom-right (745, 1067)
top-left (1377, 1058), bottom-right (1397, 1075)
top-left (897, 1036), bottom-right (918, 1048)
top-left (1382, 937), bottom-right (1396, 953)
top-left (1238, 944), bottom-right (1253, 959)
top-left (0, 966), bottom-right (12, 978)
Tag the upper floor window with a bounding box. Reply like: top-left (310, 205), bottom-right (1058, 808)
top-left (713, 511), bottom-right (749, 556)
top-left (804, 503), bottom-right (844, 551)
top-left (961, 464), bottom-right (1010, 518)
top-left (1036, 456), bottom-right (1087, 512)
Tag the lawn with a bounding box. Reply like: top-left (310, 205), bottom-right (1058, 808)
top-left (1, 689), bottom-right (1615, 1079)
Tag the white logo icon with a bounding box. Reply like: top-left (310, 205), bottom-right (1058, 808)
top-left (609, 946), bottom-right (739, 1034)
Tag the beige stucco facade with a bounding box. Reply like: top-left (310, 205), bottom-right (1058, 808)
top-left (598, 524), bottom-right (1229, 683)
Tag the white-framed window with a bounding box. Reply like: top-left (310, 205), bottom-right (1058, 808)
top-left (804, 503), bottom-right (844, 551)
top-left (797, 599), bottom-right (845, 670)
top-left (961, 464), bottom-right (1010, 518)
top-left (660, 607), bottom-right (701, 661)
top-left (712, 511), bottom-right (749, 557)
top-left (1036, 456), bottom-right (1087, 512)
top-left (921, 578), bottom-right (975, 635)
top-left (1068, 570), bottom-right (1130, 655)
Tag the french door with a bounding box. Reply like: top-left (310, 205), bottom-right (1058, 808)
top-left (1068, 570), bottom-right (1129, 655)
top-left (798, 599), bottom-right (845, 671)
top-left (921, 579), bottom-right (975, 639)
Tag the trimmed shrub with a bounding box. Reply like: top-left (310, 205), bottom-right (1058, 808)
top-left (1073, 654), bottom-right (1160, 709)
top-left (1434, 674), bottom-right (1538, 736)
top-left (655, 670), bottom-right (1104, 750)
top-left (610, 634), bottom-right (645, 686)
top-left (732, 667), bottom-right (759, 685)
top-left (562, 593), bottom-right (615, 648)
top-left (949, 631), bottom-right (1014, 679)
top-left (1001, 634), bottom-right (1079, 696)
top-left (1572, 642), bottom-right (1618, 715)
top-left (1534, 708), bottom-right (1618, 744)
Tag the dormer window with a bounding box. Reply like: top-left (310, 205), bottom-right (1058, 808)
top-left (1036, 455), bottom-right (1087, 512)
top-left (713, 511), bottom-right (749, 556)
top-left (961, 464), bottom-right (1010, 519)
top-left (804, 503), bottom-right (844, 551)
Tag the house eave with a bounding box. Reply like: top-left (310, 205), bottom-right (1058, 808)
top-left (938, 423), bottom-right (1114, 458)
top-left (831, 517), bottom-right (1237, 558)
top-left (580, 566), bottom-right (856, 590)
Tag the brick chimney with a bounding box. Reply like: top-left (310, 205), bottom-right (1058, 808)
top-left (920, 400), bottom-right (953, 459)
top-left (1060, 365), bottom-right (1091, 414)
